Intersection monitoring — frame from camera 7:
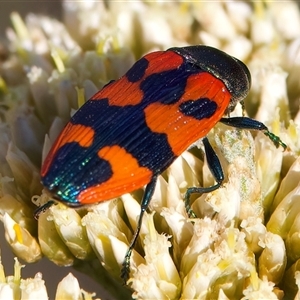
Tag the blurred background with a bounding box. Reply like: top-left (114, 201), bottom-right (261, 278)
top-left (0, 1), bottom-right (62, 37)
top-left (0, 1), bottom-right (109, 299)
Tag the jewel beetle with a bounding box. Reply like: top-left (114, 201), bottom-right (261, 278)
top-left (39, 45), bottom-right (286, 283)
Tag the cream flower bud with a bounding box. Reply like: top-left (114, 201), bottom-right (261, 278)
top-left (0, 54), bottom-right (25, 86)
top-left (0, 250), bottom-right (101, 300)
top-left (47, 69), bottom-right (78, 120)
top-left (269, 1), bottom-right (300, 41)
top-left (250, 2), bottom-right (274, 45)
top-left (182, 228), bottom-right (254, 299)
top-left (100, 42), bottom-right (135, 79)
top-left (6, 142), bottom-right (42, 198)
top-left (0, 285), bottom-right (14, 300)
top-left (225, 2), bottom-right (251, 34)
top-left (181, 218), bottom-right (219, 276)
top-left (255, 66), bottom-right (289, 123)
top-left (8, 12), bottom-right (53, 71)
top-left (27, 66), bottom-right (56, 125)
top-left (286, 214), bottom-right (300, 262)
top-left (198, 31), bottom-right (220, 49)
top-left (145, 175), bottom-right (168, 213)
top-left (0, 257), bottom-right (23, 300)
top-left (77, 51), bottom-right (107, 86)
top-left (56, 272), bottom-right (101, 299)
top-left (165, 3), bottom-right (193, 42)
top-left (20, 273), bottom-right (48, 300)
top-left (242, 275), bottom-right (278, 299)
top-left (141, 11), bottom-right (174, 50)
top-left (0, 195), bottom-right (35, 234)
top-left (267, 184), bottom-right (300, 239)
top-left (160, 206), bottom-right (193, 265)
top-left (38, 207), bottom-right (75, 266)
top-left (285, 120), bottom-right (300, 153)
top-left (223, 36), bottom-right (252, 61)
top-left (272, 156), bottom-right (300, 211)
top-left (192, 2), bottom-right (237, 40)
top-left (286, 39), bottom-right (300, 113)
top-left (50, 205), bottom-right (94, 260)
top-left (27, 14), bottom-right (80, 54)
top-left (254, 131), bottom-right (283, 214)
top-left (110, 4), bottom-right (143, 54)
top-left (131, 213), bottom-right (180, 300)
top-left (3, 213), bottom-right (42, 263)
top-left (241, 217), bottom-right (267, 254)
top-left (62, 1), bottom-right (107, 49)
top-left (121, 194), bottom-right (150, 241)
top-left (82, 200), bottom-right (144, 278)
top-left (165, 174), bottom-right (181, 211)
top-left (182, 249), bottom-right (219, 299)
top-left (41, 117), bottom-right (65, 162)
top-left (258, 232), bottom-right (286, 284)
top-left (281, 259), bottom-right (300, 299)
top-left (55, 273), bottom-right (83, 300)
top-left (168, 151), bottom-right (203, 194)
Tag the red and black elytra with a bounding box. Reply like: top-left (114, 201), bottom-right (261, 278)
top-left (39, 45), bottom-right (286, 283)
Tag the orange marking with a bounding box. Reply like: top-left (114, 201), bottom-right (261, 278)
top-left (41, 123), bottom-right (94, 176)
top-left (144, 73), bottom-right (231, 156)
top-left (78, 145), bottom-right (153, 204)
top-left (91, 77), bottom-right (144, 106)
top-left (143, 51), bottom-right (184, 75)
top-left (90, 51), bottom-right (183, 106)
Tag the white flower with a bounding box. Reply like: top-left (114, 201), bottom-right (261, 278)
top-left (55, 273), bottom-right (88, 300)
top-left (3, 213), bottom-right (41, 263)
top-left (267, 184), bottom-right (300, 239)
top-left (50, 204), bottom-right (94, 260)
top-left (258, 232), bottom-right (287, 284)
top-left (131, 213), bottom-right (181, 300)
top-left (242, 275), bottom-right (278, 300)
top-left (20, 273), bottom-right (48, 300)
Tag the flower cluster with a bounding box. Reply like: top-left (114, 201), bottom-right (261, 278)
top-left (0, 1), bottom-right (300, 299)
top-left (0, 254), bottom-right (96, 300)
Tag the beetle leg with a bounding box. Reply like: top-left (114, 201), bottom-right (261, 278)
top-left (185, 137), bottom-right (224, 218)
top-left (34, 200), bottom-right (56, 220)
top-left (220, 117), bottom-right (287, 149)
top-left (121, 175), bottom-right (158, 284)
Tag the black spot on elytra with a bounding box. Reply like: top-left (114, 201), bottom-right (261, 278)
top-left (179, 98), bottom-right (217, 120)
top-left (126, 57), bottom-right (149, 82)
